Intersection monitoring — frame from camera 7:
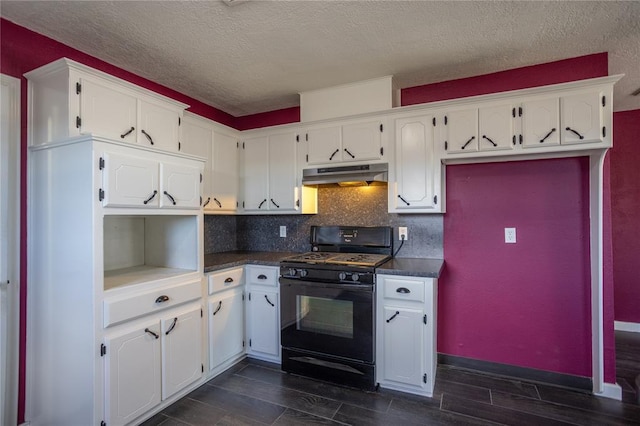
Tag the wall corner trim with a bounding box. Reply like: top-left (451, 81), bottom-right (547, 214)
top-left (614, 321), bottom-right (640, 333)
top-left (595, 383), bottom-right (622, 401)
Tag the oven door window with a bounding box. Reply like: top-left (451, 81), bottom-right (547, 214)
top-left (297, 296), bottom-right (353, 339)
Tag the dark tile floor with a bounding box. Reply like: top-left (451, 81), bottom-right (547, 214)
top-left (142, 332), bottom-right (640, 425)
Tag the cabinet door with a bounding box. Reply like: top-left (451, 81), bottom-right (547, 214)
top-left (306, 125), bottom-right (342, 165)
top-left (268, 132), bottom-right (298, 211)
top-left (161, 306), bottom-right (203, 400)
top-left (79, 77), bottom-right (138, 143)
top-left (341, 119), bottom-right (383, 162)
top-left (181, 116), bottom-right (213, 207)
top-left (139, 99), bottom-right (181, 152)
top-left (211, 130), bottom-right (239, 212)
top-left (209, 289), bottom-right (245, 370)
top-left (478, 104), bottom-right (515, 152)
top-left (561, 92), bottom-right (603, 144)
top-left (247, 288), bottom-right (279, 359)
top-left (102, 151), bottom-right (159, 208)
top-left (160, 162), bottom-right (202, 209)
top-left (105, 321), bottom-right (161, 426)
top-left (381, 306), bottom-right (425, 388)
top-left (392, 115), bottom-right (439, 211)
top-left (442, 109), bottom-right (478, 154)
top-left (242, 136), bottom-right (269, 212)
top-left (521, 97), bottom-right (560, 148)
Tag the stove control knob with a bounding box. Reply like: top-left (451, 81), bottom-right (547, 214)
top-left (351, 273), bottom-right (360, 282)
top-left (299, 269), bottom-right (308, 278)
top-left (288, 268), bottom-right (297, 277)
top-left (338, 272), bottom-right (347, 281)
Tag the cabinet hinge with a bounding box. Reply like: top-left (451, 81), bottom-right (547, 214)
top-left (423, 374), bottom-right (427, 384)
top-left (76, 82), bottom-right (81, 94)
top-left (423, 314), bottom-right (427, 324)
top-left (248, 293), bottom-right (251, 301)
top-left (444, 116), bottom-right (448, 125)
top-left (432, 117), bottom-right (436, 127)
top-left (433, 196), bottom-right (437, 205)
top-left (296, 199), bottom-right (300, 208)
top-left (101, 421), bottom-right (106, 426)
top-left (178, 117), bottom-right (181, 126)
top-left (100, 344), bottom-right (106, 357)
top-left (237, 142), bottom-right (239, 148)
top-left (444, 141), bottom-right (448, 151)
top-left (201, 364), bottom-right (204, 373)
top-left (242, 294), bottom-right (245, 301)
top-left (178, 142), bottom-right (181, 151)
top-left (519, 134), bottom-right (523, 145)
top-left (512, 107), bottom-right (516, 118)
top-left (603, 126), bottom-right (606, 138)
top-left (201, 308), bottom-right (203, 318)
top-left (242, 201), bottom-right (245, 208)
top-left (602, 95), bottom-right (606, 107)
top-left (98, 189), bottom-right (105, 202)
top-left (296, 135), bottom-right (299, 142)
top-left (519, 107), bottom-right (523, 117)
top-left (76, 116), bottom-right (81, 128)
top-left (380, 147), bottom-right (384, 156)
top-left (306, 154), bottom-right (309, 162)
top-left (379, 123), bottom-right (383, 132)
top-left (242, 142), bottom-right (245, 149)
top-left (306, 133), bottom-right (309, 142)
top-left (249, 339), bottom-right (252, 347)
top-left (242, 340), bottom-right (245, 347)
top-left (200, 173), bottom-right (203, 183)
top-left (99, 157), bottom-right (105, 170)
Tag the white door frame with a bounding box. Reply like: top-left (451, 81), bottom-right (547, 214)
top-left (1, 73), bottom-right (21, 426)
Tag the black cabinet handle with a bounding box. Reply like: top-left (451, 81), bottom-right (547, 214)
top-left (214, 198), bottom-right (222, 208)
top-left (264, 294), bottom-right (275, 307)
top-left (143, 190), bottom-right (158, 205)
top-left (270, 198), bottom-right (280, 208)
top-left (512, 135), bottom-right (516, 146)
top-left (482, 135), bottom-right (497, 147)
top-left (398, 195), bottom-right (410, 206)
top-left (461, 136), bottom-right (476, 149)
top-left (144, 328), bottom-right (159, 339)
top-left (257, 274), bottom-right (267, 280)
top-left (344, 148), bottom-right (355, 159)
top-left (386, 311), bottom-right (400, 323)
top-left (155, 295), bottom-right (169, 303)
top-left (258, 199), bottom-right (267, 209)
top-left (540, 128), bottom-right (557, 143)
top-left (396, 287), bottom-right (411, 294)
top-left (202, 197), bottom-right (211, 208)
top-left (120, 126), bottom-right (135, 139)
top-left (224, 277), bottom-right (234, 283)
top-left (565, 127), bottom-right (584, 139)
top-left (329, 149), bottom-right (339, 161)
top-left (213, 301), bottom-right (222, 316)
top-left (141, 129), bottom-right (154, 145)
top-left (165, 317), bottom-right (178, 335)
top-left (163, 191), bottom-right (177, 205)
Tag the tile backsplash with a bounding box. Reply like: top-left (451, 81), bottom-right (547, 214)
top-left (205, 185), bottom-right (443, 258)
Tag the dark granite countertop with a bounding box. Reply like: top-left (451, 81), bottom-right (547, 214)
top-left (205, 251), bottom-right (444, 278)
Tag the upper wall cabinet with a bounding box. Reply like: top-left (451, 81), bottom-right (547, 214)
top-left (25, 58), bottom-right (188, 153)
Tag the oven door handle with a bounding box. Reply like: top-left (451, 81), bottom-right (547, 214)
top-left (279, 278), bottom-right (373, 292)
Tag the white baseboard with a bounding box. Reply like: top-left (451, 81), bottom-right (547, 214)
top-left (595, 382), bottom-right (622, 400)
top-left (614, 321), bottom-right (640, 333)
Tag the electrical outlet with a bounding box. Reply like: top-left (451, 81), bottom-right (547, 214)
top-left (505, 227), bottom-right (516, 243)
top-left (399, 227), bottom-right (408, 241)
top-left (280, 225), bottom-right (287, 238)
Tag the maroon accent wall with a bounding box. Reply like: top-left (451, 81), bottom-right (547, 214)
top-left (236, 106), bottom-right (300, 131)
top-left (611, 110), bottom-right (640, 323)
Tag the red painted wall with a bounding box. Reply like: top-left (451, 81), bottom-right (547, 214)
top-left (236, 106), bottom-right (300, 131)
top-left (611, 110), bottom-right (640, 323)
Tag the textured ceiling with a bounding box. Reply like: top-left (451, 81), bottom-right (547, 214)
top-left (2, 1), bottom-right (639, 116)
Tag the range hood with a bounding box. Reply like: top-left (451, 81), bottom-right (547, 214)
top-left (302, 163), bottom-right (388, 186)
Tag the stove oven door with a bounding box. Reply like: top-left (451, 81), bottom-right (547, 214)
top-left (280, 278), bottom-right (374, 363)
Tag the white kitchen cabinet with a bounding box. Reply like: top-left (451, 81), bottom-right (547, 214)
top-left (25, 57), bottom-right (188, 151)
top-left (441, 108), bottom-right (478, 154)
top-left (160, 162), bottom-right (202, 209)
top-left (478, 103), bottom-right (516, 152)
top-left (209, 289), bottom-right (245, 371)
top-left (389, 114), bottom-right (443, 213)
top-left (211, 129), bottom-right (240, 213)
top-left (376, 274), bottom-right (437, 397)
top-left (561, 91), bottom-right (604, 144)
top-left (245, 265), bottom-right (280, 362)
top-left (181, 113), bottom-right (213, 208)
top-left (521, 97), bottom-right (560, 148)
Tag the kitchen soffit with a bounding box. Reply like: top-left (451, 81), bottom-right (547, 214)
top-left (1, 1), bottom-right (639, 116)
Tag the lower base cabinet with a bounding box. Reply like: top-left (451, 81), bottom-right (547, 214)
top-left (246, 265), bottom-right (281, 362)
top-left (376, 274), bottom-right (437, 396)
top-left (209, 287), bottom-right (245, 371)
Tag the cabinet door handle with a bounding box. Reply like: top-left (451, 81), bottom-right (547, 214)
top-left (144, 328), bottom-right (159, 339)
top-left (461, 136), bottom-right (475, 149)
top-left (264, 294), bottom-right (275, 307)
top-left (213, 301), bottom-right (222, 316)
top-left (143, 190), bottom-right (158, 205)
top-left (329, 149), bottom-right (339, 161)
top-left (163, 191), bottom-right (177, 205)
top-left (481, 135), bottom-right (497, 147)
top-left (396, 287), bottom-right (411, 294)
top-left (155, 295), bottom-right (169, 303)
top-left (565, 127), bottom-right (584, 140)
top-left (386, 311), bottom-right (400, 323)
top-left (540, 128), bottom-right (557, 143)
top-left (343, 148), bottom-right (355, 159)
top-left (120, 126), bottom-right (135, 139)
top-left (141, 129), bottom-right (154, 145)
top-left (397, 195), bottom-right (411, 206)
top-left (165, 317), bottom-right (178, 335)
top-left (258, 199), bottom-right (267, 209)
top-left (214, 198), bottom-right (222, 208)
top-left (202, 197), bottom-right (211, 208)
top-left (257, 274), bottom-right (267, 280)
top-left (270, 198), bottom-right (280, 208)
top-left (224, 277), bottom-right (234, 283)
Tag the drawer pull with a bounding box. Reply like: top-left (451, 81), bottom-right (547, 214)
top-left (143, 190), bottom-right (158, 205)
top-left (213, 301), bottom-right (222, 315)
top-left (224, 277), bottom-right (234, 283)
top-left (264, 294), bottom-right (275, 307)
top-left (120, 126), bottom-right (135, 139)
top-left (165, 317), bottom-right (178, 335)
top-left (396, 287), bottom-right (411, 294)
top-left (155, 295), bottom-right (170, 303)
top-left (386, 311), bottom-right (400, 323)
top-left (163, 191), bottom-right (177, 205)
top-left (144, 328), bottom-right (159, 339)
top-left (257, 274), bottom-right (267, 280)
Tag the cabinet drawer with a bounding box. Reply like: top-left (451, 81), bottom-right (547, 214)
top-left (382, 277), bottom-right (425, 303)
top-left (246, 265), bottom-right (278, 286)
top-left (104, 280), bottom-right (201, 327)
top-left (208, 267), bottom-right (244, 294)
